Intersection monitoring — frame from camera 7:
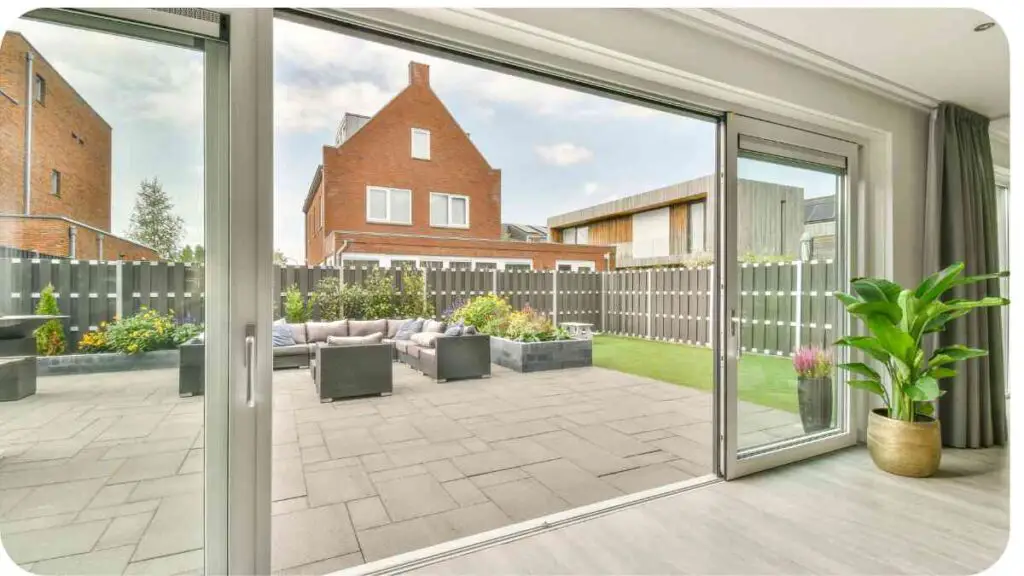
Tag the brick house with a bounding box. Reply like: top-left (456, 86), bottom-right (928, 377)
top-left (0, 32), bottom-right (158, 260)
top-left (302, 61), bottom-right (613, 271)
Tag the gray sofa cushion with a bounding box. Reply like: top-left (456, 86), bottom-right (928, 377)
top-left (410, 332), bottom-right (440, 348)
top-left (394, 340), bottom-right (416, 353)
top-left (273, 344), bottom-right (310, 357)
top-left (327, 332), bottom-right (384, 347)
top-left (349, 319), bottom-right (387, 337)
top-left (288, 323), bottom-right (308, 344)
top-left (423, 319), bottom-right (446, 334)
top-left (387, 319), bottom-right (410, 339)
top-left (403, 344), bottom-right (423, 359)
top-left (306, 321), bottom-right (347, 342)
top-left (395, 318), bottom-right (424, 341)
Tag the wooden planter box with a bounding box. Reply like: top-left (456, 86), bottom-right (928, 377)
top-left (37, 349), bottom-right (180, 377)
top-left (490, 336), bottom-right (592, 373)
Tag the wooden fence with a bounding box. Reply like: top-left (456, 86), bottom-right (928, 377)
top-left (0, 258), bottom-right (835, 355)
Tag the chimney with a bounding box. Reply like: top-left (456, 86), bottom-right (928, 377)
top-left (409, 61), bottom-right (430, 87)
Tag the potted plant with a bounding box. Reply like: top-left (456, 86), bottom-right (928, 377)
top-left (793, 346), bottom-right (834, 434)
top-left (833, 262), bottom-right (1008, 477)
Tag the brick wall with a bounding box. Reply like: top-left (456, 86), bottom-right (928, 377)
top-left (307, 62), bottom-right (502, 264)
top-left (334, 231), bottom-right (615, 271)
top-left (0, 32), bottom-right (112, 231)
top-left (0, 215), bottom-right (158, 260)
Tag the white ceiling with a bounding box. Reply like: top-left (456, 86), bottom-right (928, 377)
top-left (695, 8), bottom-right (1009, 121)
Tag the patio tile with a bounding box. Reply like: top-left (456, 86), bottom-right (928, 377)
top-left (5, 478), bottom-right (106, 520)
top-left (273, 497), bottom-right (308, 516)
top-left (384, 440), bottom-right (468, 467)
top-left (324, 431), bottom-right (381, 459)
top-left (0, 512), bottom-right (76, 534)
top-left (375, 473), bottom-right (458, 522)
top-left (95, 511), bottom-right (153, 550)
top-left (368, 464), bottom-right (428, 484)
top-left (467, 420), bottom-right (558, 443)
top-left (347, 496), bottom-right (390, 530)
top-left (96, 415), bottom-right (162, 441)
top-left (632, 429), bottom-right (676, 443)
top-left (130, 472), bottom-right (202, 501)
top-left (460, 438), bottom-right (490, 453)
top-left (131, 492), bottom-right (203, 561)
top-left (124, 549), bottom-right (204, 575)
top-left (298, 433), bottom-right (325, 448)
top-left (271, 503), bottom-right (359, 572)
top-left (273, 457), bottom-right (307, 502)
top-left (412, 417), bottom-right (472, 442)
top-left (606, 412), bottom-right (686, 435)
top-left (300, 445), bottom-right (330, 465)
top-left (0, 456), bottom-right (124, 489)
top-left (492, 437), bottom-right (560, 466)
top-left (569, 424), bottom-right (657, 458)
top-left (99, 436), bottom-right (195, 460)
top-left (278, 552), bottom-right (365, 575)
top-left (451, 449), bottom-right (522, 477)
top-left (479, 478), bottom-right (570, 522)
top-left (667, 457), bottom-right (711, 477)
top-left (274, 443), bottom-right (301, 461)
top-left (425, 459), bottom-right (464, 482)
top-left (467, 468), bottom-right (527, 488)
top-left (601, 462), bottom-right (696, 493)
top-left (31, 544), bottom-right (135, 575)
top-left (626, 450), bottom-right (676, 467)
top-left (107, 451), bottom-right (188, 484)
top-left (358, 452), bottom-right (395, 472)
top-left (1, 519), bottom-right (108, 563)
top-left (357, 502), bottom-right (509, 562)
top-left (77, 499), bottom-right (159, 522)
top-left (531, 430), bottom-right (637, 476)
top-left (305, 465), bottom-right (375, 507)
top-left (650, 435), bottom-right (711, 468)
top-left (179, 448), bottom-right (204, 474)
top-left (442, 478), bottom-right (488, 507)
top-left (523, 458), bottom-right (622, 507)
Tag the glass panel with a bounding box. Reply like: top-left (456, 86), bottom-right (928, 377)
top-left (735, 154), bottom-right (842, 451)
top-left (367, 188), bottom-right (387, 220)
top-left (505, 264), bottom-right (531, 271)
top-left (688, 201), bottom-right (705, 253)
top-left (474, 261), bottom-right (497, 270)
top-left (430, 193), bottom-right (448, 226)
top-left (390, 189), bottom-right (411, 224)
top-left (449, 261), bottom-right (471, 270)
top-left (412, 128), bottom-right (430, 160)
top-left (576, 226), bottom-right (589, 245)
top-left (0, 21), bottom-right (208, 573)
top-left (450, 196), bottom-right (467, 226)
top-left (562, 227), bottom-right (576, 244)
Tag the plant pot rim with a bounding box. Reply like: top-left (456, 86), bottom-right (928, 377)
top-left (869, 407), bottom-right (938, 425)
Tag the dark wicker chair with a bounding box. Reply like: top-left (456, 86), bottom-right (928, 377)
top-left (312, 342), bottom-right (393, 402)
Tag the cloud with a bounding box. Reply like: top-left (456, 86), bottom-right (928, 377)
top-left (535, 143), bottom-right (594, 166)
top-left (274, 81), bottom-right (395, 133)
top-left (584, 182), bottom-right (599, 196)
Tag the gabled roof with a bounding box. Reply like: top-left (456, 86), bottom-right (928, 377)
top-left (302, 165), bottom-right (323, 213)
top-left (503, 223), bottom-right (548, 240)
top-left (804, 196), bottom-right (836, 223)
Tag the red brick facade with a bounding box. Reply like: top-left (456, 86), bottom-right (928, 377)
top-left (0, 32), bottom-right (157, 260)
top-left (0, 215), bottom-right (158, 261)
top-left (303, 61), bottom-right (614, 270)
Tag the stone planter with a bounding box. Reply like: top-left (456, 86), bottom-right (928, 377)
top-left (37, 349), bottom-right (180, 377)
top-left (797, 376), bottom-right (834, 433)
top-left (490, 336), bottom-right (592, 373)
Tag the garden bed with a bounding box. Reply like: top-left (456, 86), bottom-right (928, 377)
top-left (37, 349), bottom-right (180, 377)
top-left (490, 336), bottom-right (592, 373)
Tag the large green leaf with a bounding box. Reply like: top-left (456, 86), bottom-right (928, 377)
top-left (897, 290), bottom-right (918, 334)
top-left (852, 277), bottom-right (903, 303)
top-left (906, 376), bottom-right (941, 402)
top-left (922, 308), bottom-right (972, 334)
top-left (953, 270), bottom-right (1010, 287)
top-left (944, 297), bottom-right (1010, 312)
top-left (929, 345), bottom-right (988, 367)
top-left (835, 291), bottom-right (862, 309)
top-left (847, 379), bottom-right (887, 398)
top-left (916, 402), bottom-right (935, 417)
top-left (865, 314), bottom-right (917, 368)
top-left (847, 301), bottom-right (903, 324)
top-left (927, 366), bottom-right (958, 380)
top-left (834, 336), bottom-right (891, 364)
top-left (839, 362), bottom-right (880, 380)
top-left (915, 262), bottom-right (965, 303)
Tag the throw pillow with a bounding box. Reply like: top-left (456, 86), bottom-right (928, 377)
top-left (463, 325), bottom-right (478, 335)
top-left (423, 319), bottom-right (446, 334)
top-left (410, 332), bottom-right (440, 348)
top-left (272, 324), bottom-right (296, 347)
top-left (326, 332), bottom-right (384, 347)
top-left (395, 318), bottom-right (424, 341)
top-left (443, 321), bottom-right (463, 337)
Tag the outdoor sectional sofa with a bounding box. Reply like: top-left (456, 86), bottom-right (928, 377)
top-left (396, 332), bottom-right (491, 382)
top-left (273, 318), bottom-right (409, 368)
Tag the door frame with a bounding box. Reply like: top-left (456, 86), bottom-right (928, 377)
top-left (720, 113), bottom-right (861, 479)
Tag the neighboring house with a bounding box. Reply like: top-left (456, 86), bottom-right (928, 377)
top-left (0, 32), bottom-right (158, 260)
top-left (802, 195), bottom-right (836, 260)
top-left (549, 175), bottom-right (818, 268)
top-left (503, 223), bottom-right (548, 242)
top-left (302, 61), bottom-right (613, 271)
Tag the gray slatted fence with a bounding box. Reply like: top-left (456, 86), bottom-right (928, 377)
top-left (0, 258), bottom-right (835, 356)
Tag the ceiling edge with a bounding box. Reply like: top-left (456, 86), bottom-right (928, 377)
top-left (647, 8), bottom-right (939, 113)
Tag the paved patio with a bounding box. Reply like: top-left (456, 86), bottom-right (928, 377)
top-left (1, 361), bottom-right (801, 574)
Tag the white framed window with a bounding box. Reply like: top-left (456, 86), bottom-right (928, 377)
top-left (688, 200), bottom-right (706, 253)
top-left (576, 226), bottom-right (589, 245)
top-left (50, 169), bottom-right (61, 197)
top-left (412, 128), bottom-right (431, 160)
top-left (366, 186), bottom-right (412, 225)
top-left (34, 74), bottom-right (45, 104)
top-left (562, 227), bottom-right (577, 244)
top-left (555, 260), bottom-right (597, 272)
top-left (632, 207), bottom-right (670, 258)
top-left (430, 193), bottom-right (469, 228)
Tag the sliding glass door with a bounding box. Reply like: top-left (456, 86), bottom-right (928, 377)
top-left (720, 114), bottom-right (860, 479)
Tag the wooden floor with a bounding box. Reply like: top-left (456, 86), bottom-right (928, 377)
top-left (411, 446), bottom-right (1008, 575)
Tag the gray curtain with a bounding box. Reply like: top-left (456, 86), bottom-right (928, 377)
top-left (923, 102), bottom-right (1006, 448)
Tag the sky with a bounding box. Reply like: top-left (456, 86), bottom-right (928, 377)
top-left (8, 18), bottom-right (835, 263)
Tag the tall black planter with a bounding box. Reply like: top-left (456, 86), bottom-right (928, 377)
top-left (797, 376), bottom-right (833, 433)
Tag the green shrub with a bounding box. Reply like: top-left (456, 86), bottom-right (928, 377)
top-left (498, 304), bottom-right (568, 342)
top-left (451, 293), bottom-right (512, 332)
top-left (395, 266), bottom-right (434, 319)
top-left (283, 284), bottom-right (315, 323)
top-left (103, 308), bottom-right (203, 354)
top-left (34, 283), bottom-right (66, 356)
top-left (77, 325), bottom-right (110, 353)
top-left (314, 277), bottom-right (343, 321)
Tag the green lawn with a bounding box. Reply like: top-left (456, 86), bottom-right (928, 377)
top-left (593, 335), bottom-right (798, 413)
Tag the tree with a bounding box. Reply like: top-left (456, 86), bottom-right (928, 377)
top-left (273, 249), bottom-right (290, 266)
top-left (193, 245), bottom-right (205, 264)
top-left (34, 284), bottom-right (66, 356)
top-left (127, 177), bottom-right (185, 259)
top-left (180, 245), bottom-right (194, 263)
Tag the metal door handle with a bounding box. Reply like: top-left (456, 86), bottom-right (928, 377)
top-left (245, 324), bottom-right (256, 408)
